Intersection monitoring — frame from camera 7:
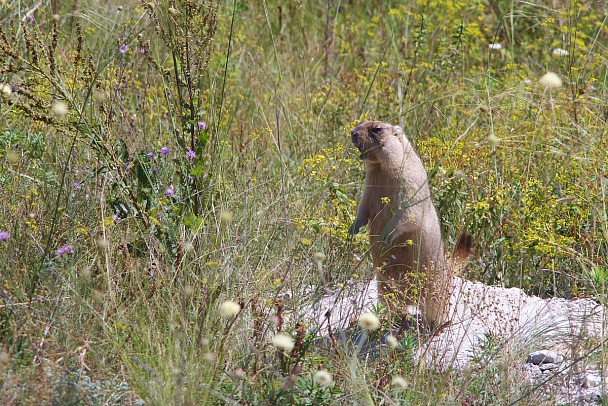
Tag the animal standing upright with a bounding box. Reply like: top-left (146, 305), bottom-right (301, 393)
top-left (349, 121), bottom-right (454, 328)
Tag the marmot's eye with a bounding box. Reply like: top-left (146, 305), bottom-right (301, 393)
top-left (371, 127), bottom-right (382, 135)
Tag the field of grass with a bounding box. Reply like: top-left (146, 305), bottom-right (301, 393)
top-left (1, 0), bottom-right (607, 404)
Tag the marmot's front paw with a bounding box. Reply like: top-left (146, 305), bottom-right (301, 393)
top-left (348, 222), bottom-right (360, 235)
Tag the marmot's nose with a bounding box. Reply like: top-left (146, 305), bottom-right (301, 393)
top-left (350, 128), bottom-right (359, 138)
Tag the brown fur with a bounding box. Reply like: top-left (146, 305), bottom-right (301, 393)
top-left (349, 121), bottom-right (466, 327)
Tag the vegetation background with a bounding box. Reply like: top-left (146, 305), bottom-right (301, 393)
top-left (0, 0), bottom-right (607, 404)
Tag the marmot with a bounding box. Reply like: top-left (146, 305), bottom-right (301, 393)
top-left (349, 121), bottom-right (461, 328)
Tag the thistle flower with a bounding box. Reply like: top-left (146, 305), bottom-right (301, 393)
top-left (272, 333), bottom-right (295, 351)
top-left (186, 149), bottom-right (196, 159)
top-left (72, 182), bottom-right (81, 189)
top-left (160, 146), bottom-right (170, 156)
top-left (119, 44), bottom-right (128, 54)
top-left (147, 152), bottom-right (155, 159)
top-left (313, 370), bottom-right (333, 386)
top-left (198, 121), bottom-right (207, 130)
top-left (165, 187), bottom-right (175, 198)
top-left (539, 72), bottom-right (562, 89)
top-left (358, 312), bottom-right (380, 331)
top-left (219, 300), bottom-right (241, 317)
top-left (56, 245), bottom-right (74, 256)
top-left (0, 231), bottom-right (9, 241)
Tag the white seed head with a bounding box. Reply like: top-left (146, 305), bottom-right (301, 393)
top-left (488, 134), bottom-right (500, 147)
top-left (80, 266), bottom-right (92, 279)
top-left (269, 314), bottom-right (281, 327)
top-left (488, 43), bottom-right (502, 50)
top-left (219, 300), bottom-right (241, 317)
top-left (6, 150), bottom-right (19, 164)
top-left (219, 210), bottom-right (233, 224)
top-left (203, 352), bottom-right (216, 363)
top-left (539, 72), bottom-right (562, 89)
top-left (93, 90), bottom-right (106, 102)
top-left (96, 238), bottom-right (109, 249)
top-left (552, 48), bottom-right (569, 57)
top-left (386, 335), bottom-right (399, 349)
top-left (392, 375), bottom-right (408, 389)
top-left (313, 251), bottom-right (326, 262)
top-left (183, 285), bottom-right (194, 296)
top-left (313, 369), bottom-right (333, 386)
top-left (52, 100), bottom-right (69, 116)
top-left (0, 84), bottom-right (12, 96)
top-left (92, 290), bottom-right (105, 302)
top-left (234, 368), bottom-right (246, 378)
top-left (358, 312), bottom-right (380, 331)
top-left (0, 349), bottom-right (9, 365)
top-left (272, 333), bottom-right (295, 351)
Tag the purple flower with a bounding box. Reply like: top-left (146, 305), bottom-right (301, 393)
top-left (56, 245), bottom-right (75, 256)
top-left (112, 214), bottom-right (120, 223)
top-left (198, 121), bottom-right (207, 130)
top-left (0, 231), bottom-right (9, 241)
top-left (151, 167), bottom-right (158, 174)
top-left (119, 44), bottom-right (128, 54)
top-left (139, 48), bottom-right (146, 54)
top-left (72, 182), bottom-right (81, 189)
top-left (186, 149), bottom-right (196, 159)
top-left (160, 146), bottom-right (170, 156)
top-left (165, 187), bottom-right (175, 198)
top-left (124, 161), bottom-right (130, 169)
top-left (26, 13), bottom-right (34, 22)
top-left (147, 151), bottom-right (155, 159)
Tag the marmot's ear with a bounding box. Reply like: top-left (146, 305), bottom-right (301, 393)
top-left (393, 125), bottom-right (404, 136)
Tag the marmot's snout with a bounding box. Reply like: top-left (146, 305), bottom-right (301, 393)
top-left (350, 123), bottom-right (373, 158)
top-left (351, 130), bottom-right (364, 152)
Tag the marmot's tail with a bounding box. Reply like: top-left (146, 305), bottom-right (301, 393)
top-left (449, 232), bottom-right (473, 276)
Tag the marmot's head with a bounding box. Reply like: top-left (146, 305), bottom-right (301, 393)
top-left (350, 121), bottom-right (406, 165)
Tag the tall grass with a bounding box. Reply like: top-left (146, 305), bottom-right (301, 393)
top-left (1, 0), bottom-right (607, 404)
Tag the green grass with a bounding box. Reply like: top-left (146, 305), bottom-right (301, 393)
top-left (1, 0), bottom-right (607, 404)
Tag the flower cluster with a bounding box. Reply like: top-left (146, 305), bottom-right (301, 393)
top-left (56, 245), bottom-right (74, 256)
